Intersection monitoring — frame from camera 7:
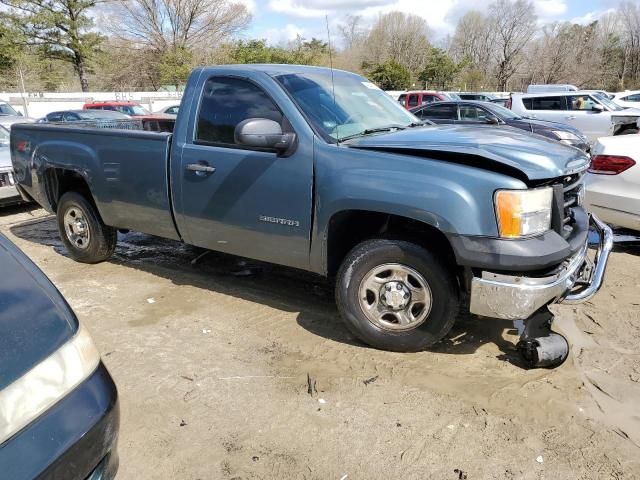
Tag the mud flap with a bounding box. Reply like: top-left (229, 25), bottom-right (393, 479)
top-left (516, 308), bottom-right (569, 368)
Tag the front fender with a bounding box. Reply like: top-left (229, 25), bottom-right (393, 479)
top-left (310, 142), bottom-right (526, 273)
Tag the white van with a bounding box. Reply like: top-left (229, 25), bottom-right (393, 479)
top-left (511, 91), bottom-right (640, 142)
top-left (527, 84), bottom-right (578, 93)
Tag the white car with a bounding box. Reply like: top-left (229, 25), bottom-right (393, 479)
top-left (511, 91), bottom-right (640, 142)
top-left (613, 90), bottom-right (640, 108)
top-left (0, 102), bottom-right (35, 130)
top-left (585, 135), bottom-right (640, 232)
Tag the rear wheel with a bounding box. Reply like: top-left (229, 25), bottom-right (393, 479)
top-left (335, 239), bottom-right (459, 352)
top-left (57, 192), bottom-right (116, 263)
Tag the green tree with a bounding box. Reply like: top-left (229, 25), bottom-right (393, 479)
top-left (418, 48), bottom-right (466, 89)
top-left (368, 60), bottom-right (410, 90)
top-left (0, 0), bottom-right (102, 91)
top-left (158, 47), bottom-right (193, 89)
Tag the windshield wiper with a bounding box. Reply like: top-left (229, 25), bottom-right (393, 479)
top-left (337, 124), bottom-right (407, 143)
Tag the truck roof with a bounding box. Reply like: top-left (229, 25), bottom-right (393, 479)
top-left (195, 64), bottom-right (359, 77)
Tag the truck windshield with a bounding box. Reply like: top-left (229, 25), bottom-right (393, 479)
top-left (274, 71), bottom-right (419, 142)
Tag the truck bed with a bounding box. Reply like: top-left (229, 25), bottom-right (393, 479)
top-left (11, 124), bottom-right (180, 240)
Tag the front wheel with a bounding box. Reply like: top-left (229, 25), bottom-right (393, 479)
top-left (335, 239), bottom-right (459, 352)
top-left (57, 192), bottom-right (117, 263)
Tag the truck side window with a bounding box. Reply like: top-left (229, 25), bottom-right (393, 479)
top-left (408, 94), bottom-right (419, 108)
top-left (522, 96), bottom-right (565, 110)
top-left (196, 77), bottom-right (283, 146)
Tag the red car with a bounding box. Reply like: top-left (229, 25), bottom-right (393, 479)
top-left (83, 101), bottom-right (150, 116)
top-left (83, 101), bottom-right (175, 132)
top-left (397, 91), bottom-right (462, 110)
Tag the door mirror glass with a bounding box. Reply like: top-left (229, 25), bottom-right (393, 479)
top-left (234, 118), bottom-right (294, 151)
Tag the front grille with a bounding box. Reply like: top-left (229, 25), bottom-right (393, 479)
top-left (0, 171), bottom-right (15, 188)
top-left (554, 172), bottom-right (585, 238)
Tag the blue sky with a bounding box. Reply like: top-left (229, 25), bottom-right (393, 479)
top-left (238, 0), bottom-right (629, 46)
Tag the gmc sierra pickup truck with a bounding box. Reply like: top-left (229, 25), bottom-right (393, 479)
top-left (11, 65), bottom-right (613, 368)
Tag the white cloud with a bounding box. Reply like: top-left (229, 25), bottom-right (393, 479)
top-left (268, 0), bottom-right (388, 18)
top-left (570, 8), bottom-right (617, 25)
top-left (533, 0), bottom-right (567, 19)
top-left (263, 23), bottom-right (308, 45)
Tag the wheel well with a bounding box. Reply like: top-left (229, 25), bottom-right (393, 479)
top-left (326, 210), bottom-right (458, 277)
top-left (44, 168), bottom-right (95, 212)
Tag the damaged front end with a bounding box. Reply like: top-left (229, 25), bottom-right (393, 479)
top-left (612, 114), bottom-right (640, 135)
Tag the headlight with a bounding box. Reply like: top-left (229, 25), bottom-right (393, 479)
top-left (494, 187), bottom-right (553, 238)
top-left (551, 130), bottom-right (582, 143)
top-left (0, 325), bottom-right (100, 444)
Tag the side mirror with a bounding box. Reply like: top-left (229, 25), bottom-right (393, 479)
top-left (18, 112), bottom-right (23, 117)
top-left (234, 118), bottom-right (295, 152)
top-left (591, 104), bottom-right (604, 113)
top-left (485, 116), bottom-right (500, 125)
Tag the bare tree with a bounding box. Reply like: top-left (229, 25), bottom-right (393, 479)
top-left (450, 10), bottom-right (494, 76)
top-left (489, 0), bottom-right (537, 90)
top-left (338, 14), bottom-right (366, 50)
top-left (362, 11), bottom-right (431, 75)
top-left (108, 0), bottom-right (251, 53)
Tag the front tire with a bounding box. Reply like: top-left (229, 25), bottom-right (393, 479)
top-left (57, 192), bottom-right (116, 263)
top-left (335, 239), bottom-right (459, 352)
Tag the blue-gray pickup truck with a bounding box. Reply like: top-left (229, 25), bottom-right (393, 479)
top-left (10, 65), bottom-right (613, 368)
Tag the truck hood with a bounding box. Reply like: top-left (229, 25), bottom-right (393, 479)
top-left (0, 234), bottom-right (78, 390)
top-left (344, 124), bottom-right (590, 181)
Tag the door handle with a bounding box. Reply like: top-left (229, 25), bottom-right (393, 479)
top-left (565, 115), bottom-right (576, 120)
top-left (186, 163), bottom-right (216, 174)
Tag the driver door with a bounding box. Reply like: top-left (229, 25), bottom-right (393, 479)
top-left (173, 76), bottom-right (314, 270)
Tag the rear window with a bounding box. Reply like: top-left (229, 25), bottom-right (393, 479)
top-left (522, 96), bottom-right (565, 110)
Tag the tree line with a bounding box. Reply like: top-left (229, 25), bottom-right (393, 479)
top-left (1, 0), bottom-right (640, 93)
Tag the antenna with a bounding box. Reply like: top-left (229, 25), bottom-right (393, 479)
top-left (325, 15), bottom-right (340, 142)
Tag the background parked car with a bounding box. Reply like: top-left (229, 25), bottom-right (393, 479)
top-left (613, 90), bottom-right (640, 108)
top-left (585, 135), bottom-right (640, 232)
top-left (410, 100), bottom-right (589, 151)
top-left (0, 125), bottom-right (22, 206)
top-left (397, 91), bottom-right (460, 109)
top-left (41, 109), bottom-right (131, 123)
top-left (156, 105), bottom-right (179, 115)
top-left (0, 102), bottom-right (35, 130)
top-left (490, 97), bottom-right (510, 107)
top-left (457, 92), bottom-right (496, 101)
top-left (84, 101), bottom-right (150, 116)
top-left (0, 232), bottom-right (119, 479)
top-left (510, 91), bottom-right (640, 141)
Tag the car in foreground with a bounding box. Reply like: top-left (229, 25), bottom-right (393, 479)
top-left (11, 64), bottom-right (613, 368)
top-left (0, 102), bottom-right (35, 130)
top-left (40, 109), bottom-right (131, 123)
top-left (397, 91), bottom-right (460, 109)
top-left (612, 90), bottom-right (640, 108)
top-left (585, 135), bottom-right (640, 232)
top-left (0, 233), bottom-right (119, 479)
top-left (511, 91), bottom-right (640, 142)
top-left (0, 125), bottom-right (22, 206)
top-left (410, 100), bottom-right (589, 151)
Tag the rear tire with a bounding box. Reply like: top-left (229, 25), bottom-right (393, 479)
top-left (335, 239), bottom-right (459, 352)
top-left (57, 192), bottom-right (116, 263)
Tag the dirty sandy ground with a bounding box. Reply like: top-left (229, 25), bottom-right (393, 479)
top-left (1, 204), bottom-right (639, 480)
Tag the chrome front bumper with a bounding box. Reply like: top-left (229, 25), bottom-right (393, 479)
top-left (469, 214), bottom-right (613, 320)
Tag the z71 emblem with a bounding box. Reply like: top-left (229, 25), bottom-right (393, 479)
top-left (259, 215), bottom-right (300, 227)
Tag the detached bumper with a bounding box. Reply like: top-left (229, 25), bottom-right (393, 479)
top-left (469, 214), bottom-right (613, 320)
